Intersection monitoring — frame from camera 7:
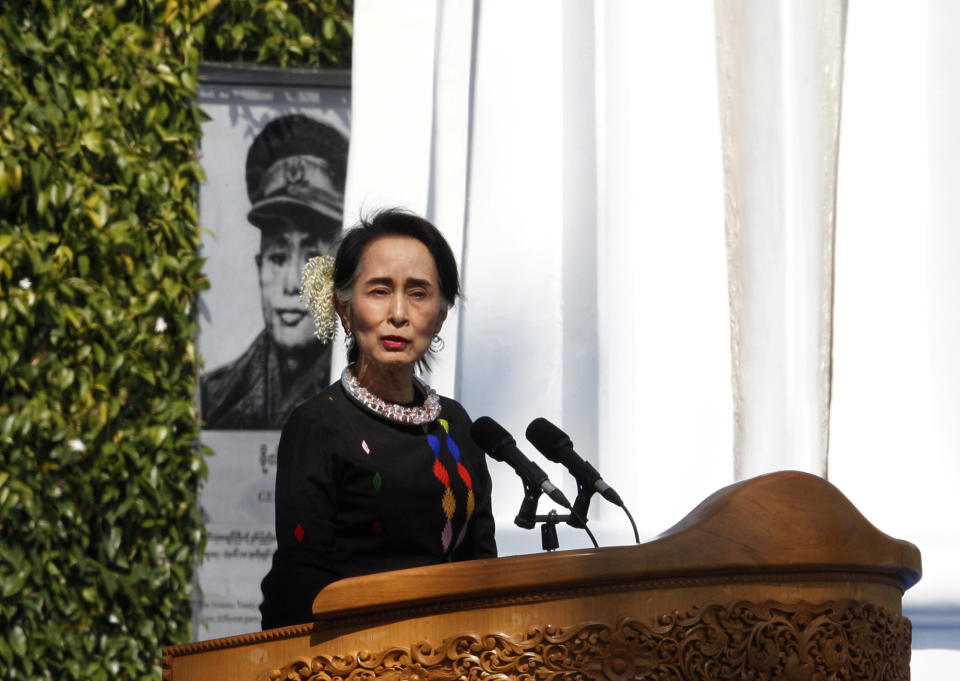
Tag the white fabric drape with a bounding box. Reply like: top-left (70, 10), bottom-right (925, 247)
top-left (716, 0), bottom-right (846, 478)
top-left (831, 0), bottom-right (960, 652)
top-left (348, 2), bottom-right (960, 665)
top-left (348, 0), bottom-right (731, 553)
top-left (340, 1), bottom-right (474, 394)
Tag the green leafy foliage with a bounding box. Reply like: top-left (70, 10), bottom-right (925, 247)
top-left (0, 0), bottom-right (351, 678)
top-left (203, 0), bottom-right (353, 67)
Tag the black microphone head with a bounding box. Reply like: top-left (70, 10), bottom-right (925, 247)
top-left (470, 416), bottom-right (516, 462)
top-left (525, 417), bottom-right (573, 463)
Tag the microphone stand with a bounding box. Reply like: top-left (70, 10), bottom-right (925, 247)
top-left (514, 480), bottom-right (599, 551)
top-left (536, 510), bottom-right (563, 551)
top-left (532, 510), bottom-right (600, 551)
top-left (569, 483), bottom-right (641, 544)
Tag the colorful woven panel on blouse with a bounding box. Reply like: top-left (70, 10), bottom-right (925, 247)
top-left (425, 418), bottom-right (475, 553)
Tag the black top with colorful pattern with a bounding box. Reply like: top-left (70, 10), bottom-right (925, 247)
top-left (259, 381), bottom-right (497, 629)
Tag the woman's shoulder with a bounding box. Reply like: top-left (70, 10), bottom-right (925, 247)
top-left (440, 396), bottom-right (484, 436)
top-left (437, 395), bottom-right (477, 430)
top-left (284, 381), bottom-right (348, 429)
top-left (276, 382), bottom-right (353, 467)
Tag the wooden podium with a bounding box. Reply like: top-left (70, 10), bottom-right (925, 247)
top-left (163, 471), bottom-right (921, 681)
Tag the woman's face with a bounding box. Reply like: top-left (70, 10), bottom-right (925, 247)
top-left (340, 235), bottom-right (447, 377)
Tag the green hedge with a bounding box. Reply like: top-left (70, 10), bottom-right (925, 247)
top-left (204, 0), bottom-right (353, 67)
top-left (0, 1), bottom-right (351, 679)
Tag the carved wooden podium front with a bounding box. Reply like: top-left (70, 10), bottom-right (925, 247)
top-left (163, 471), bottom-right (921, 681)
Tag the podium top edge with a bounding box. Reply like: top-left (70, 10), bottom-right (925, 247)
top-left (312, 470), bottom-right (921, 619)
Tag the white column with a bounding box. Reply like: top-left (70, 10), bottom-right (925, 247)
top-left (831, 0), bottom-right (960, 663)
top-left (343, 1), bottom-right (437, 221)
top-left (715, 0), bottom-right (847, 479)
top-left (341, 0), bottom-right (473, 396)
top-left (422, 0), bottom-right (476, 394)
top-left (558, 0), bottom-right (600, 482)
top-left (595, 1), bottom-right (731, 536)
top-left (456, 3), bottom-right (567, 548)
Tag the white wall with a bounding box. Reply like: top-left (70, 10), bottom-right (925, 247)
top-left (592, 1), bottom-right (732, 542)
top-left (830, 0), bottom-right (960, 661)
top-left (451, 1), bottom-right (733, 553)
top-left (348, 0), bottom-right (960, 671)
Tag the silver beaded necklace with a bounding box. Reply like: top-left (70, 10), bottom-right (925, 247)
top-left (340, 366), bottom-right (441, 425)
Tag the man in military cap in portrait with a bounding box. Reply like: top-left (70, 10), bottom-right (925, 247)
top-left (201, 114), bottom-right (349, 430)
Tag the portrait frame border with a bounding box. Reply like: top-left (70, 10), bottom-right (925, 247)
top-left (199, 62), bottom-right (351, 89)
top-left (192, 61), bottom-right (351, 641)
top-left (194, 60), bottom-right (352, 415)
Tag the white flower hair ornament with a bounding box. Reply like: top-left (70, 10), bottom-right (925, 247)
top-left (300, 254), bottom-right (338, 341)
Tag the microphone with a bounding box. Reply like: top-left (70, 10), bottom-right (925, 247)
top-left (526, 418), bottom-right (640, 543)
top-left (525, 418), bottom-right (624, 508)
top-left (470, 417), bottom-right (572, 512)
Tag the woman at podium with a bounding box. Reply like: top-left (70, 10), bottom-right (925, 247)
top-left (259, 209), bottom-right (497, 629)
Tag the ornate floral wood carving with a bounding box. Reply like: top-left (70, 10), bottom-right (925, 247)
top-left (270, 600), bottom-right (910, 681)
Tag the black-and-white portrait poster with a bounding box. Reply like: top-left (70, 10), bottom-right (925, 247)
top-left (194, 67), bottom-right (350, 639)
